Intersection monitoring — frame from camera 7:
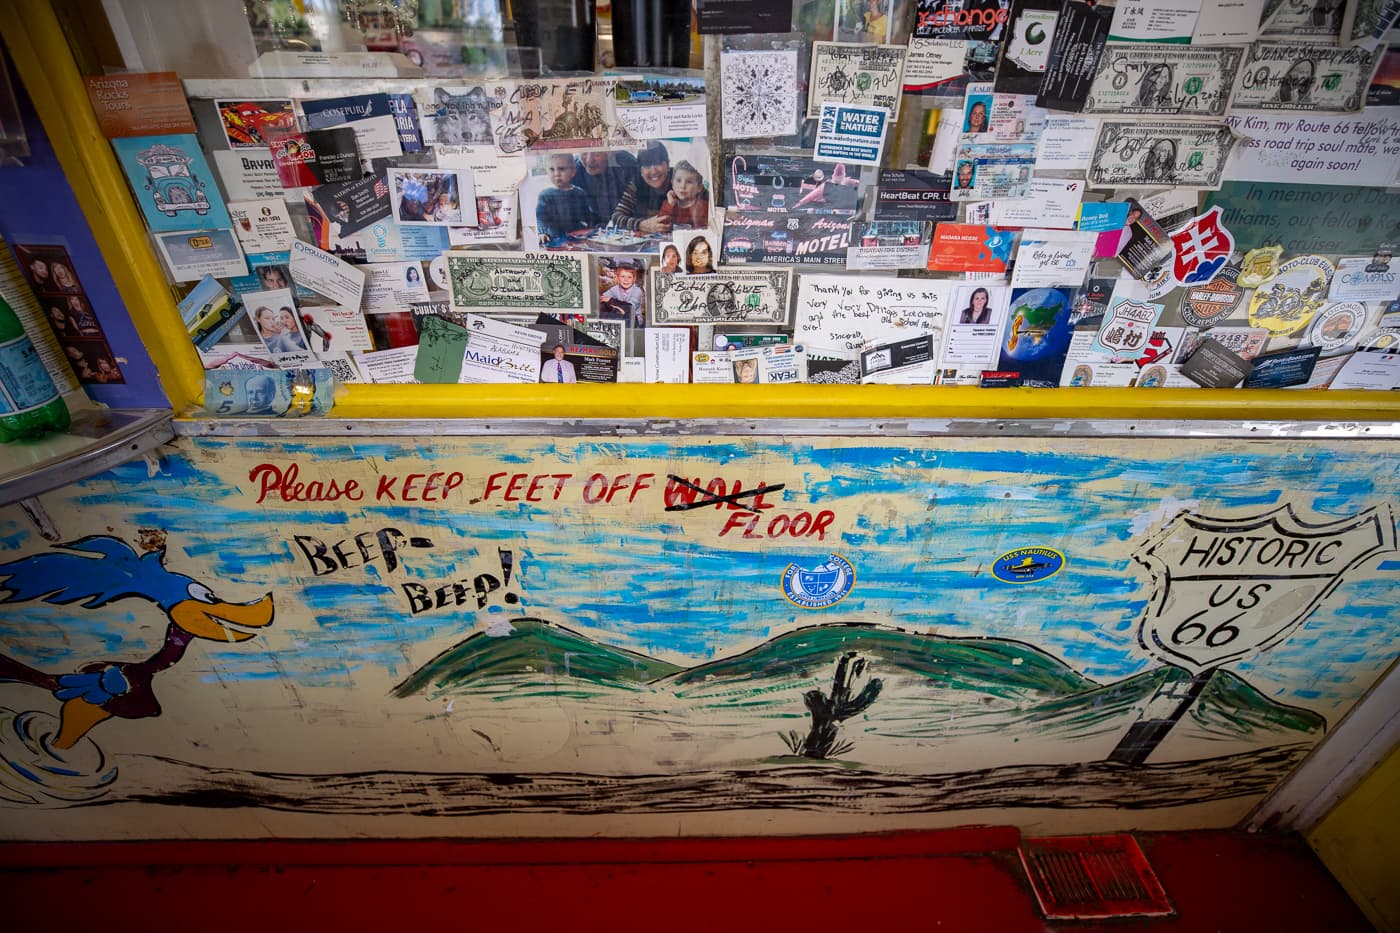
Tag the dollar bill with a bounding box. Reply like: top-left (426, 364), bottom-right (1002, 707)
top-left (1088, 122), bottom-right (1237, 190)
top-left (1259, 0), bottom-right (1345, 40)
top-left (807, 42), bottom-right (907, 119)
top-left (1084, 45), bottom-right (1244, 117)
top-left (445, 251), bottom-right (588, 313)
top-left (1341, 0), bottom-right (1400, 49)
top-left (649, 269), bottom-right (793, 325)
top-left (1232, 42), bottom-right (1382, 111)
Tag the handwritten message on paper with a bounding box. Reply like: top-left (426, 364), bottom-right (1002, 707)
top-left (795, 274), bottom-right (953, 353)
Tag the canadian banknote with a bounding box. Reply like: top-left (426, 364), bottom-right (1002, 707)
top-left (1232, 42), bottom-right (1382, 112)
top-left (1088, 122), bottom-right (1237, 190)
top-left (1084, 44), bottom-right (1244, 117)
top-left (649, 269), bottom-right (794, 325)
top-left (446, 251), bottom-right (588, 313)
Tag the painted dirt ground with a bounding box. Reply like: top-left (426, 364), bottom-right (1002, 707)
top-left (0, 434), bottom-right (1395, 837)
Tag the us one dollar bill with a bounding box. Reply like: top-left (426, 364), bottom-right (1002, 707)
top-left (1259, 0), bottom-right (1344, 40)
top-left (649, 269), bottom-right (794, 325)
top-left (1232, 42), bottom-right (1382, 112)
top-left (445, 251), bottom-right (588, 313)
top-left (1088, 122), bottom-right (1237, 190)
top-left (1084, 44), bottom-right (1244, 117)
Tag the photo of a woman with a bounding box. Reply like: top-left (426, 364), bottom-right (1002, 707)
top-left (611, 142), bottom-right (674, 235)
top-left (685, 235), bottom-right (716, 275)
top-left (660, 245), bottom-right (681, 273)
top-left (406, 265), bottom-right (422, 286)
top-left (959, 287), bottom-right (992, 324)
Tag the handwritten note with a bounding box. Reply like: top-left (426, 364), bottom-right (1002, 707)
top-left (413, 315), bottom-right (470, 383)
top-left (795, 274), bottom-right (953, 357)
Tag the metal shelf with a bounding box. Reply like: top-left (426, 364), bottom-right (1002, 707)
top-left (0, 408), bottom-right (173, 506)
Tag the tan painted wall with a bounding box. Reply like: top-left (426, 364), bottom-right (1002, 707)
top-left (0, 432), bottom-right (1396, 839)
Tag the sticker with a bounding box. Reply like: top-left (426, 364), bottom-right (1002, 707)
top-left (1169, 206), bottom-right (1235, 287)
top-left (1248, 255), bottom-right (1335, 336)
top-left (1306, 301), bottom-right (1370, 354)
top-left (1092, 296), bottom-right (1164, 359)
top-left (781, 554), bottom-right (856, 609)
top-left (814, 103), bottom-right (891, 166)
top-left (991, 546), bottom-right (1065, 584)
top-left (1238, 245), bottom-right (1284, 288)
top-left (1180, 265), bottom-right (1244, 327)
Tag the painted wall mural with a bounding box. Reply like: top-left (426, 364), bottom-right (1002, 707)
top-left (0, 434), bottom-right (1396, 839)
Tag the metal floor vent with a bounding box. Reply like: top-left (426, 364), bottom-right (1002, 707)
top-left (1018, 834), bottom-right (1174, 920)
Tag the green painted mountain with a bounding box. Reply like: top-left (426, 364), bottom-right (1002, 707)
top-left (391, 618), bottom-right (683, 698)
top-left (1020, 664), bottom-right (1326, 737)
top-left (664, 623), bottom-right (1096, 698)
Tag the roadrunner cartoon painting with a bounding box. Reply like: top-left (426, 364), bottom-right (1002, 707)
top-left (0, 536), bottom-right (273, 804)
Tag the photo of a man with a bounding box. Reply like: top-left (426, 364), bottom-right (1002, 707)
top-left (955, 160), bottom-right (976, 190)
top-left (540, 344), bottom-right (577, 383)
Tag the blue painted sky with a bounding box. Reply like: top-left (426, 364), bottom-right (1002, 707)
top-left (0, 436), bottom-right (1395, 720)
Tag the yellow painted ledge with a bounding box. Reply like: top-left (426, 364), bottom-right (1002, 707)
top-left (9, 1), bottom-right (1400, 426)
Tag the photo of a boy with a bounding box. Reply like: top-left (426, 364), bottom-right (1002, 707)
top-left (658, 160), bottom-right (710, 229)
top-left (535, 153), bottom-right (600, 241)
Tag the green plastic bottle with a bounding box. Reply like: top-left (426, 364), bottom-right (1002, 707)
top-left (0, 292), bottom-right (70, 442)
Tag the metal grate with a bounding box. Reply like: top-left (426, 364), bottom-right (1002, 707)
top-left (1018, 834), bottom-right (1174, 920)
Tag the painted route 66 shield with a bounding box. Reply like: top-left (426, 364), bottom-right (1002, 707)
top-left (1131, 504), bottom-right (1395, 674)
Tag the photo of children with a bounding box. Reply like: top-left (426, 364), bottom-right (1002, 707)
top-left (598, 258), bottom-right (646, 329)
top-left (387, 168), bottom-right (475, 226)
top-left (520, 138), bottom-right (712, 254)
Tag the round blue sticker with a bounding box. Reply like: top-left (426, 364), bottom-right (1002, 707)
top-left (781, 554), bottom-right (856, 609)
top-left (991, 546), bottom-right (1066, 585)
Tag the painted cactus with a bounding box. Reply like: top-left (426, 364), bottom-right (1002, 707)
top-left (794, 651), bottom-right (883, 759)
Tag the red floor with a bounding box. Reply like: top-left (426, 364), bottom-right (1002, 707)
top-left (0, 828), bottom-right (1372, 932)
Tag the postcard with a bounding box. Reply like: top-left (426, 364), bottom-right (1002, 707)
top-left (650, 268), bottom-right (793, 325)
top-left (387, 168), bottom-right (475, 227)
top-left (266, 125), bottom-right (360, 188)
top-left (459, 314), bottom-right (546, 384)
top-left (153, 228), bottom-right (247, 282)
top-left (435, 149), bottom-right (526, 245)
top-left (644, 327), bottom-right (691, 382)
top-left (874, 169), bottom-right (957, 221)
top-left (795, 274), bottom-right (952, 357)
top-left (1060, 332), bottom-right (1140, 386)
top-left (720, 49), bottom-right (800, 139)
top-left (861, 334), bottom-right (937, 383)
top-left (926, 223), bottom-right (1016, 272)
top-left (1329, 348), bottom-right (1400, 390)
top-left (996, 0), bottom-right (1061, 94)
top-left (363, 262), bottom-right (432, 313)
top-left (1010, 229), bottom-right (1097, 288)
top-left (808, 42), bottom-right (907, 118)
top-left (992, 179), bottom-right (1083, 229)
top-left (215, 99), bottom-right (294, 149)
top-left (447, 252), bottom-right (589, 315)
top-left (300, 93), bottom-right (403, 167)
top-left (244, 288), bottom-right (315, 367)
top-left (692, 350), bottom-right (735, 383)
top-left (847, 221), bottom-right (933, 270)
top-left (1037, 0), bottom-right (1116, 111)
top-left (995, 286), bottom-right (1076, 387)
top-left (290, 240), bottom-right (367, 308)
top-left (814, 103), bottom-right (891, 166)
top-left (228, 199), bottom-right (296, 254)
top-left (86, 73), bottom-right (194, 138)
top-left (611, 75), bottom-right (707, 139)
top-left (938, 283), bottom-right (1012, 384)
top-left (112, 134), bottom-right (232, 233)
top-left (721, 214), bottom-right (852, 265)
top-left (355, 346), bottom-right (420, 384)
top-left (212, 150), bottom-right (282, 202)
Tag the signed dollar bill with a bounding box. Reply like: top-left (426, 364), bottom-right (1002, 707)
top-left (807, 42), bottom-right (907, 119)
top-left (1087, 122), bottom-right (1237, 190)
top-left (446, 251), bottom-right (588, 313)
top-left (1085, 44), bottom-right (1244, 117)
top-left (1232, 42), bottom-right (1382, 111)
top-left (649, 269), bottom-right (793, 325)
top-left (1259, 0), bottom-right (1345, 40)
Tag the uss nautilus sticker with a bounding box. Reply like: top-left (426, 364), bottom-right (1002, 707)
top-left (781, 554), bottom-right (856, 609)
top-left (991, 546), bottom-right (1066, 584)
